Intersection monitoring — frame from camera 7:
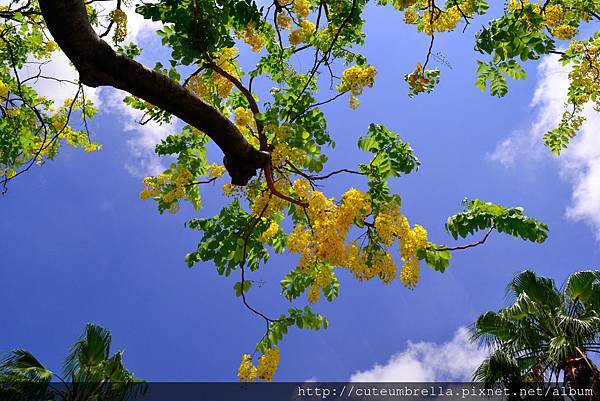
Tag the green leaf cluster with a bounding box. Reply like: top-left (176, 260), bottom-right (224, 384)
top-left (445, 199), bottom-right (548, 243)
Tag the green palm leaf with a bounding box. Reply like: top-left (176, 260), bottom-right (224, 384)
top-left (507, 270), bottom-right (561, 308)
top-left (63, 323), bottom-right (112, 378)
top-left (565, 270), bottom-right (600, 305)
top-left (0, 349), bottom-right (53, 382)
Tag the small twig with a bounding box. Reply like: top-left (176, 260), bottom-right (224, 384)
top-left (432, 228), bottom-right (494, 251)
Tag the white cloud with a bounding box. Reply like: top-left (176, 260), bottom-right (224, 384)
top-left (349, 327), bottom-right (486, 382)
top-left (489, 55), bottom-right (600, 238)
top-left (103, 88), bottom-right (177, 177)
top-left (20, 53), bottom-right (100, 106)
top-left (98, 1), bottom-right (173, 177)
top-left (14, 0), bottom-right (160, 106)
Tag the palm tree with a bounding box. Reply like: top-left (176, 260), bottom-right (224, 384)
top-left (472, 270), bottom-right (600, 400)
top-left (0, 323), bottom-right (146, 401)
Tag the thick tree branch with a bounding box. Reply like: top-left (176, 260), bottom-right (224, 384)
top-left (38, 0), bottom-right (268, 185)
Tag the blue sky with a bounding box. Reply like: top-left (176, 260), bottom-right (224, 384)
top-left (1, 1), bottom-right (599, 382)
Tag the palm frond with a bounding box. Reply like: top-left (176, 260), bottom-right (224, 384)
top-left (564, 270), bottom-right (600, 305)
top-left (507, 270), bottom-right (561, 308)
top-left (63, 323), bottom-right (112, 378)
top-left (0, 350), bottom-right (53, 382)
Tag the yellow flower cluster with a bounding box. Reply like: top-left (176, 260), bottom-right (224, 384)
top-left (271, 142), bottom-right (305, 168)
top-left (213, 48), bottom-right (240, 98)
top-left (293, 0), bottom-right (311, 18)
top-left (0, 167), bottom-right (16, 178)
top-left (260, 221), bottom-right (280, 242)
top-left (0, 80), bottom-right (8, 98)
top-left (5, 107), bottom-right (20, 118)
top-left (307, 264), bottom-right (334, 304)
top-left (287, 183), bottom-right (416, 301)
top-left (238, 347), bottom-right (280, 382)
top-left (289, 20), bottom-right (316, 46)
top-left (109, 9), bottom-right (128, 43)
top-left (266, 124), bottom-right (292, 141)
top-left (393, 0), bottom-right (419, 10)
top-left (140, 168), bottom-right (194, 213)
top-left (206, 163), bottom-right (226, 178)
top-left (338, 65), bottom-right (377, 109)
top-left (508, 0), bottom-right (540, 13)
top-left (250, 180), bottom-right (289, 217)
top-left (543, 4), bottom-right (564, 27)
top-left (552, 25), bottom-right (577, 40)
top-left (234, 107), bottom-right (255, 129)
top-left (187, 48), bottom-right (239, 100)
top-left (422, 7), bottom-right (462, 35)
top-left (257, 347), bottom-right (280, 381)
top-left (222, 182), bottom-right (247, 197)
top-left (45, 108), bottom-right (101, 155)
top-left (398, 221), bottom-right (428, 288)
top-left (405, 62), bottom-right (432, 95)
top-left (404, 9), bottom-right (419, 24)
top-left (276, 12), bottom-right (292, 29)
top-left (567, 40), bottom-right (599, 107)
top-left (238, 354), bottom-right (258, 381)
top-left (373, 207), bottom-right (428, 287)
top-left (44, 40), bottom-right (57, 53)
top-left (374, 208), bottom-right (401, 246)
top-left (243, 22), bottom-right (263, 52)
top-left (187, 74), bottom-right (212, 101)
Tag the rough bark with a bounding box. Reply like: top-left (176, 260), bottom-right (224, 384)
top-left (38, 0), bottom-right (268, 185)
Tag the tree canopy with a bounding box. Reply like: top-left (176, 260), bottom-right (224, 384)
top-left (0, 323), bottom-right (145, 400)
top-left (0, 0), bottom-right (598, 381)
top-left (473, 270), bottom-right (600, 399)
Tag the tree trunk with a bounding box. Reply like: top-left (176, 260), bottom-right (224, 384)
top-left (38, 0), bottom-right (269, 185)
top-left (564, 355), bottom-right (600, 401)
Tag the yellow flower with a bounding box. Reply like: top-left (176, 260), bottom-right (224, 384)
top-left (552, 25), bottom-right (577, 40)
top-left (257, 347), bottom-right (280, 381)
top-left (206, 163), bottom-right (226, 178)
top-left (238, 354), bottom-right (258, 382)
top-left (0, 80), bottom-right (9, 98)
top-left (243, 22), bottom-right (263, 52)
top-left (271, 143), bottom-right (305, 168)
top-left (234, 107), bottom-right (254, 129)
top-left (109, 9), bottom-right (128, 43)
top-left (288, 20), bottom-right (315, 46)
top-left (543, 4), bottom-right (564, 27)
top-left (45, 40), bottom-right (58, 53)
top-left (338, 65), bottom-right (377, 108)
top-left (276, 12), bottom-right (292, 29)
top-left (307, 283), bottom-right (321, 304)
top-left (293, 0), bottom-right (311, 18)
top-left (287, 224), bottom-right (312, 253)
top-left (260, 221), bottom-right (280, 242)
top-left (6, 107), bottom-right (21, 118)
top-left (222, 183), bottom-right (235, 196)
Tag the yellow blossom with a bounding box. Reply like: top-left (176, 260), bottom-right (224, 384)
top-left (109, 9), bottom-right (128, 43)
top-left (260, 221), bottom-right (280, 242)
top-left (552, 25), bottom-right (577, 40)
top-left (288, 20), bottom-right (315, 46)
top-left (238, 354), bottom-right (258, 382)
top-left (293, 0), bottom-right (311, 18)
top-left (0, 80), bottom-right (9, 98)
top-left (243, 22), bottom-right (263, 52)
top-left (338, 65), bottom-right (377, 108)
top-left (543, 4), bottom-right (564, 27)
top-left (234, 107), bottom-right (254, 129)
top-left (257, 347), bottom-right (280, 382)
top-left (206, 163), bottom-right (226, 178)
top-left (276, 12), bottom-right (292, 29)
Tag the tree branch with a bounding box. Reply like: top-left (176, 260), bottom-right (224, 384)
top-left (38, 0), bottom-right (268, 185)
